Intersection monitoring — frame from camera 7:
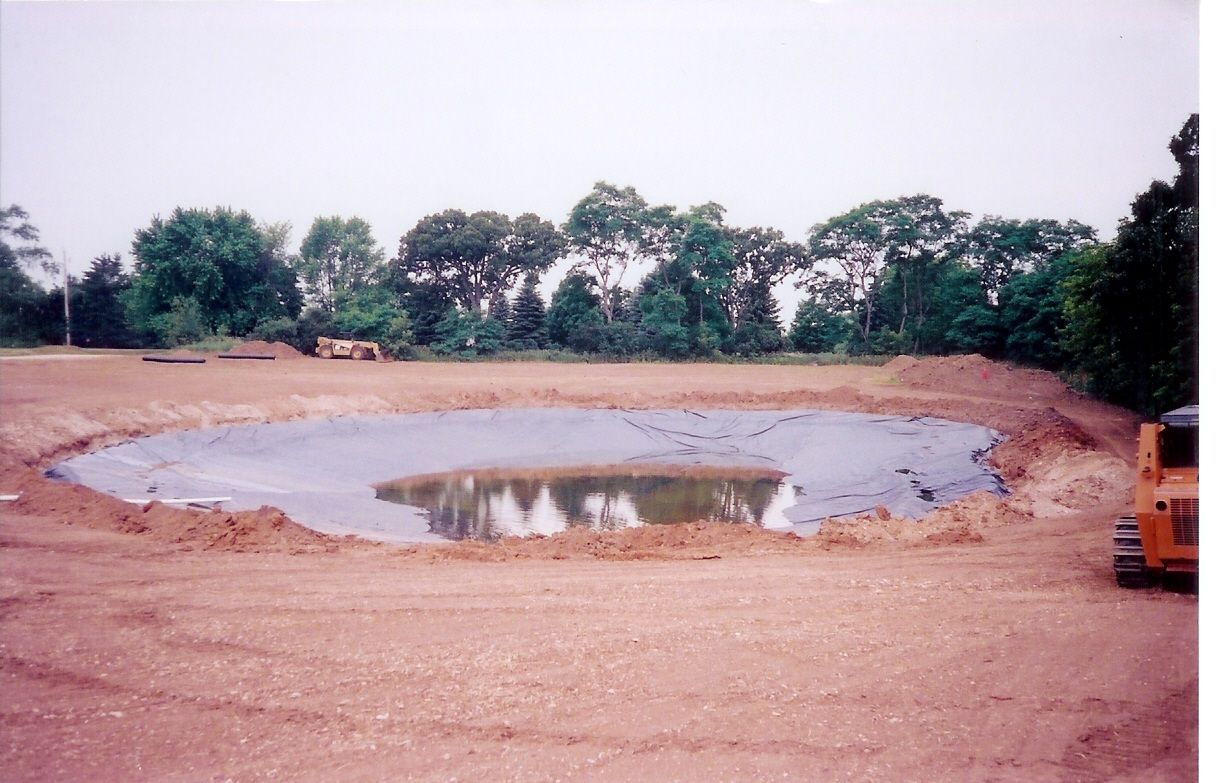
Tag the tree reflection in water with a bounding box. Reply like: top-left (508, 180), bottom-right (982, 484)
top-left (374, 465), bottom-right (795, 542)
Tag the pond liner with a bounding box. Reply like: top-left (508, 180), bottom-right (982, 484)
top-left (141, 355), bottom-right (206, 364)
top-left (51, 408), bottom-right (1005, 544)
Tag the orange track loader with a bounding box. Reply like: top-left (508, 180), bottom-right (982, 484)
top-left (1113, 405), bottom-right (1199, 587)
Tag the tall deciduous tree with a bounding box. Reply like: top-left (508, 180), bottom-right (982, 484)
top-left (395, 209), bottom-right (565, 314)
top-left (1062, 114), bottom-right (1199, 414)
top-left (0, 204), bottom-right (57, 277)
top-left (878, 195), bottom-right (969, 342)
top-left (724, 226), bottom-right (805, 330)
top-left (1, 205), bottom-right (57, 344)
top-left (297, 215), bottom-right (385, 312)
top-left (959, 216), bottom-right (1095, 299)
top-left (803, 202), bottom-right (889, 342)
top-left (127, 207), bottom-right (301, 342)
top-left (663, 203), bottom-right (734, 339)
top-left (564, 182), bottom-right (675, 322)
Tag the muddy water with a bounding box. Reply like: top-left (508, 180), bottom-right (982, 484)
top-left (50, 408), bottom-right (1004, 543)
top-left (375, 465), bottom-right (796, 541)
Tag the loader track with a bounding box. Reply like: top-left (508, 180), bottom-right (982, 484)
top-left (1113, 515), bottom-right (1152, 588)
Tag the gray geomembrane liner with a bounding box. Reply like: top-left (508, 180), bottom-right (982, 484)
top-left (48, 409), bottom-right (1004, 543)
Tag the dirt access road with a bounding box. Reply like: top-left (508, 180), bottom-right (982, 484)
top-left (0, 353), bottom-right (1198, 781)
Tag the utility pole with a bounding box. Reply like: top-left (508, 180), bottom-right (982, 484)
top-left (63, 250), bottom-right (71, 347)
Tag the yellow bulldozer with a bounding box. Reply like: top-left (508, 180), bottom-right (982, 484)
top-left (1113, 405), bottom-right (1199, 587)
top-left (315, 336), bottom-right (385, 361)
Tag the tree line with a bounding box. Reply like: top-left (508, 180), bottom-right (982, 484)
top-left (0, 115), bottom-right (1197, 415)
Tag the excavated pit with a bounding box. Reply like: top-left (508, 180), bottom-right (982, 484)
top-left (48, 408), bottom-right (1005, 543)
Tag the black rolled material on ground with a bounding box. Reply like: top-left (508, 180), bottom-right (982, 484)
top-left (217, 354), bottom-right (276, 360)
top-left (141, 355), bottom-right (207, 364)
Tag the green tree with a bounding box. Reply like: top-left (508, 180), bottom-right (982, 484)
top-left (0, 205), bottom-right (57, 345)
top-left (399, 279), bottom-right (453, 348)
top-left (127, 207), bottom-right (301, 342)
top-left (487, 291), bottom-right (511, 326)
top-left (155, 296), bottom-right (209, 346)
top-left (997, 255), bottom-right (1072, 367)
top-left (788, 297), bottom-right (853, 353)
top-left (564, 182), bottom-right (675, 322)
top-left (803, 196), bottom-right (971, 348)
top-left (1062, 114), bottom-right (1198, 414)
top-left (803, 202), bottom-right (889, 343)
top-left (250, 221), bottom-right (304, 328)
top-left (878, 195), bottom-right (969, 341)
top-left (507, 274), bottom-right (548, 349)
top-left (638, 286), bottom-right (690, 358)
top-left (724, 226), bottom-right (805, 327)
top-left (959, 216), bottom-right (1095, 299)
top-left (0, 205), bottom-right (57, 277)
top-left (330, 287), bottom-right (414, 358)
top-left (395, 209), bottom-right (565, 315)
top-left (74, 253), bottom-right (138, 347)
top-left (292, 308), bottom-right (337, 355)
top-left (430, 310), bottom-right (505, 357)
top-left (297, 215), bottom-right (385, 312)
top-left (247, 316), bottom-right (299, 345)
top-left (944, 305), bottom-right (1004, 357)
top-left (633, 204), bottom-right (735, 356)
top-left (871, 259), bottom-right (991, 355)
top-left (546, 271), bottom-right (603, 349)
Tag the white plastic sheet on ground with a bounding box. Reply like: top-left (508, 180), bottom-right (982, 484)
top-left (49, 409), bottom-right (1004, 543)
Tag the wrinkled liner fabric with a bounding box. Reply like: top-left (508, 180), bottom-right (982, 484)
top-left (49, 408), bottom-right (1004, 543)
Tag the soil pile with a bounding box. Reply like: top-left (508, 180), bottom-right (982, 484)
top-left (898, 354), bottom-right (1073, 401)
top-left (2, 457), bottom-right (333, 553)
top-left (818, 491), bottom-right (1032, 548)
top-left (225, 340), bottom-right (305, 359)
top-left (882, 354), bottom-right (920, 373)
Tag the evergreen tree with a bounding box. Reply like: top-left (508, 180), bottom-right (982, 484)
top-left (487, 291), bottom-right (511, 327)
top-left (74, 253), bottom-right (138, 347)
top-left (507, 274), bottom-right (548, 348)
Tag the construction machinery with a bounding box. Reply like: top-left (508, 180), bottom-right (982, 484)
top-left (315, 336), bottom-right (384, 361)
top-left (1113, 405), bottom-right (1199, 587)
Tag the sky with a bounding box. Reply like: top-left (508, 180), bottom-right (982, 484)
top-left (0, 0), bottom-right (1201, 324)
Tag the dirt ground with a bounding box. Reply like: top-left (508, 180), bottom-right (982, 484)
top-left (0, 353), bottom-right (1198, 781)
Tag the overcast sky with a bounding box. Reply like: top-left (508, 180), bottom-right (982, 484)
top-left (0, 0), bottom-right (1200, 323)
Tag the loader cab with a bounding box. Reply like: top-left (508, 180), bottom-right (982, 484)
top-left (1158, 406), bottom-right (1199, 470)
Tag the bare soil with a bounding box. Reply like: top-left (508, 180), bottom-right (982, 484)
top-left (0, 354), bottom-right (1196, 781)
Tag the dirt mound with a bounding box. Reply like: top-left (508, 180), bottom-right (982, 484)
top-left (3, 460), bottom-right (333, 553)
top-left (818, 491), bottom-right (1031, 547)
top-left (898, 354), bottom-right (1074, 401)
top-left (882, 354), bottom-right (919, 373)
top-left (405, 521), bottom-right (809, 561)
top-left (225, 340), bottom-right (305, 359)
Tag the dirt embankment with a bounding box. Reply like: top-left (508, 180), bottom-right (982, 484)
top-left (1, 453), bottom-right (335, 554)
